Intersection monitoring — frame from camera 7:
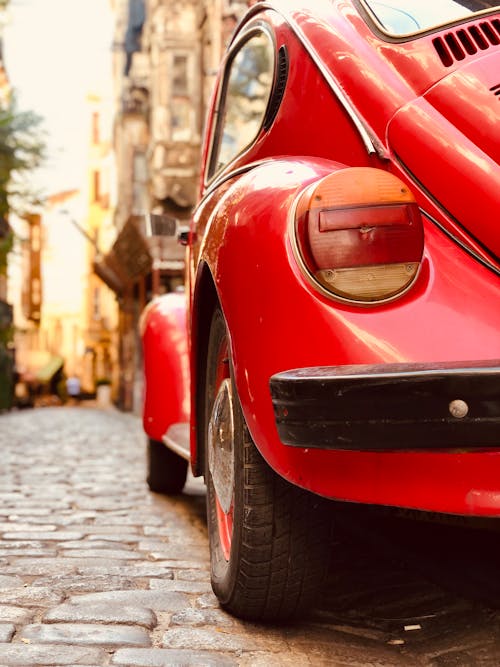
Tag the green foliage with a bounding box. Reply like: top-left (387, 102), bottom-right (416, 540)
top-left (0, 96), bottom-right (47, 219)
top-left (0, 230), bottom-right (13, 273)
top-left (95, 377), bottom-right (111, 386)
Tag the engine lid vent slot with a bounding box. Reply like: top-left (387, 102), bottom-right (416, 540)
top-left (433, 18), bottom-right (500, 67)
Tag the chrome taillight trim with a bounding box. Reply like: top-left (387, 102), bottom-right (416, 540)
top-left (288, 179), bottom-right (423, 307)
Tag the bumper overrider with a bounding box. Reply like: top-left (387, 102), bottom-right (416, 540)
top-left (270, 361), bottom-right (500, 451)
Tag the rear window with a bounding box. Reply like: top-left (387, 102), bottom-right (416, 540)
top-left (362, 0), bottom-right (500, 36)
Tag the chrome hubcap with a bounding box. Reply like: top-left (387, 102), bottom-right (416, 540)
top-left (208, 378), bottom-right (235, 514)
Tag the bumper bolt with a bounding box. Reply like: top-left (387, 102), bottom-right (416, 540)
top-left (449, 399), bottom-right (469, 419)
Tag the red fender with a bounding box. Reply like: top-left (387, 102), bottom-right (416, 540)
top-left (140, 291), bottom-right (190, 442)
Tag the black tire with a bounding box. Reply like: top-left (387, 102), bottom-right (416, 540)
top-left (146, 437), bottom-right (188, 495)
top-left (204, 306), bottom-right (334, 622)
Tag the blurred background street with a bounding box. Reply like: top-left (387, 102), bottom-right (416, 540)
top-left (0, 0), bottom-right (253, 416)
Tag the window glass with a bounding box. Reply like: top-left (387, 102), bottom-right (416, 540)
top-left (172, 55), bottom-right (188, 95)
top-left (209, 31), bottom-right (274, 177)
top-left (363, 0), bottom-right (500, 35)
top-left (169, 52), bottom-right (195, 142)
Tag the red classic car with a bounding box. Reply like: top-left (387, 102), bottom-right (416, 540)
top-left (140, 0), bottom-right (500, 621)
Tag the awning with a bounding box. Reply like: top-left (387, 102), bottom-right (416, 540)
top-left (36, 355), bottom-right (64, 383)
top-left (94, 214), bottom-right (185, 294)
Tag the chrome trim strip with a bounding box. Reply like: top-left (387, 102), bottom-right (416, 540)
top-left (205, 22), bottom-right (277, 186)
top-left (422, 210), bottom-right (500, 278)
top-left (200, 159), bottom-right (269, 207)
top-left (163, 422), bottom-right (191, 461)
top-left (357, 0), bottom-right (500, 40)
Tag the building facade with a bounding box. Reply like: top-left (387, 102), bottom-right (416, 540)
top-left (0, 22), bottom-right (13, 409)
top-left (7, 93), bottom-right (118, 405)
top-left (97, 0), bottom-right (251, 412)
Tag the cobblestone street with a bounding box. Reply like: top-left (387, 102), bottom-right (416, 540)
top-left (1, 406), bottom-right (500, 666)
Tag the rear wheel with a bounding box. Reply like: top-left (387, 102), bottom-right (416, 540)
top-left (204, 306), bottom-right (334, 622)
top-left (146, 438), bottom-right (188, 495)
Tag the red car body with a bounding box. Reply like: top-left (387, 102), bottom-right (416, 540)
top-left (141, 0), bottom-right (500, 620)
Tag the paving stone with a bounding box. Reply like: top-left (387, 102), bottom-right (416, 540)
top-left (86, 533), bottom-right (143, 542)
top-left (59, 548), bottom-right (142, 559)
top-left (20, 622), bottom-right (151, 648)
top-left (0, 623), bottom-right (15, 642)
top-left (33, 574), bottom-right (138, 593)
top-left (161, 627), bottom-right (275, 652)
top-left (62, 539), bottom-right (132, 549)
top-left (0, 575), bottom-right (24, 590)
top-left (77, 563), bottom-right (175, 578)
top-left (0, 523), bottom-right (57, 532)
top-left (149, 579), bottom-right (212, 594)
top-left (170, 608), bottom-right (234, 627)
top-left (112, 648), bottom-right (237, 666)
top-left (0, 605), bottom-right (35, 624)
top-left (195, 593), bottom-right (220, 610)
top-left (0, 548), bottom-right (57, 557)
top-left (0, 644), bottom-right (107, 665)
top-left (149, 558), bottom-right (206, 569)
top-left (136, 539), bottom-right (169, 551)
top-left (175, 569), bottom-right (211, 582)
top-left (44, 599), bottom-right (157, 628)
top-left (57, 523), bottom-right (136, 534)
top-left (74, 589), bottom-right (190, 613)
top-left (93, 514), bottom-right (164, 526)
top-left (0, 586), bottom-right (64, 606)
top-left (2, 559), bottom-right (81, 575)
top-left (6, 508), bottom-right (59, 517)
top-left (2, 531), bottom-right (84, 541)
top-left (9, 514), bottom-right (89, 525)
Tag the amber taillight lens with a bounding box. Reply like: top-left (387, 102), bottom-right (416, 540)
top-left (293, 168), bottom-right (424, 303)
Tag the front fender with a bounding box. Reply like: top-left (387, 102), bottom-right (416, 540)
top-left (140, 291), bottom-right (189, 442)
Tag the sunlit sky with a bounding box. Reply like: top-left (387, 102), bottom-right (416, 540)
top-left (3, 0), bottom-right (114, 193)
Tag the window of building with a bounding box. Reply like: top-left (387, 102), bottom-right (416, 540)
top-left (92, 286), bottom-right (100, 320)
top-left (93, 171), bottom-right (100, 203)
top-left (92, 111), bottom-right (100, 144)
top-left (132, 151), bottom-right (149, 213)
top-left (172, 55), bottom-right (188, 95)
top-left (170, 52), bottom-right (195, 142)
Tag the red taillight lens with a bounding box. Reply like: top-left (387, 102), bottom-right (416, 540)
top-left (293, 168), bottom-right (424, 303)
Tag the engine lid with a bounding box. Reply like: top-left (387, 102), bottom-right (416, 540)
top-left (388, 52), bottom-right (500, 262)
top-left (424, 53), bottom-right (500, 165)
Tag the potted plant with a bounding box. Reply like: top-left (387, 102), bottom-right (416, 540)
top-left (95, 377), bottom-right (112, 407)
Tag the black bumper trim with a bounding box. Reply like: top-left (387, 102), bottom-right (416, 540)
top-left (270, 360), bottom-right (500, 451)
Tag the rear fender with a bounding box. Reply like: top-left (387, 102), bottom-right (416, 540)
top-left (190, 158), bottom-right (347, 469)
top-left (140, 291), bottom-right (189, 442)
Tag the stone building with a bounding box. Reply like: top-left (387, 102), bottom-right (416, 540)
top-left (7, 94), bottom-right (118, 406)
top-left (0, 26), bottom-right (13, 409)
top-left (98, 0), bottom-right (251, 412)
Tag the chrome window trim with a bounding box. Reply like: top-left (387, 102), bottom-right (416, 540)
top-left (200, 159), bottom-right (270, 208)
top-left (205, 24), bottom-right (277, 184)
top-left (203, 2), bottom-right (383, 192)
top-left (256, 1), bottom-right (382, 156)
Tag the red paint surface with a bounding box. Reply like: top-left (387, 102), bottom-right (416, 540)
top-left (141, 2), bottom-right (500, 516)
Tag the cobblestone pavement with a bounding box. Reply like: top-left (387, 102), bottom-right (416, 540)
top-left (0, 406), bottom-right (500, 666)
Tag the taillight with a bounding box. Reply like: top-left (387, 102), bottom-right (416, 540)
top-left (292, 168), bottom-right (424, 304)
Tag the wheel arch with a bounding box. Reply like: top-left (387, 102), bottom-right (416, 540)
top-left (191, 261), bottom-right (219, 477)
